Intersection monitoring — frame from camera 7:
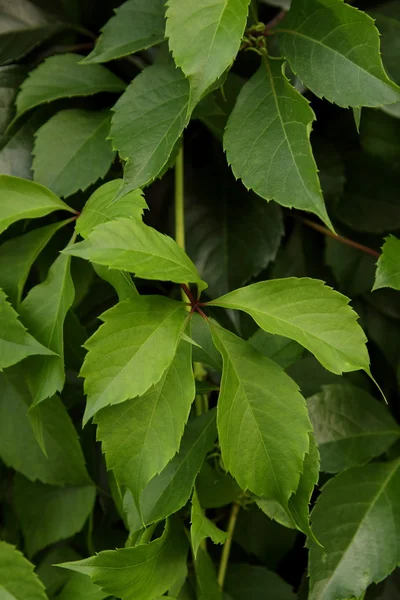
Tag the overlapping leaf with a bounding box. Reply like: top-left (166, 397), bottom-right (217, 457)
top-left (32, 109), bottom-right (116, 197)
top-left (80, 294), bottom-right (187, 423)
top-left (373, 235), bottom-right (400, 291)
top-left (190, 490), bottom-right (228, 557)
top-left (277, 0), bottom-right (400, 107)
top-left (0, 65), bottom-right (27, 131)
top-left (210, 277), bottom-right (370, 375)
top-left (212, 325), bottom-right (311, 506)
top-left (0, 175), bottom-right (74, 235)
top-left (56, 572), bottom-right (108, 600)
top-left (166, 0), bottom-right (250, 110)
top-left (84, 0), bottom-right (166, 63)
top-left (0, 541), bottom-right (48, 600)
top-left (224, 59), bottom-right (331, 227)
top-left (308, 460), bottom-right (400, 600)
top-left (0, 109), bottom-right (45, 178)
top-left (95, 338), bottom-right (194, 509)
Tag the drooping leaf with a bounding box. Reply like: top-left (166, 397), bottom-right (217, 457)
top-left (225, 564), bottom-right (296, 600)
top-left (212, 325), bottom-right (311, 506)
top-left (0, 220), bottom-right (71, 306)
top-left (373, 235), bottom-right (400, 291)
top-left (14, 475), bottom-right (96, 558)
top-left (0, 369), bottom-right (90, 485)
top-left (76, 179), bottom-right (147, 238)
top-left (308, 460), bottom-right (400, 600)
top-left (56, 572), bottom-right (108, 600)
top-left (60, 519), bottom-right (189, 600)
top-left (110, 63), bottom-right (189, 195)
top-left (124, 410), bottom-right (217, 533)
top-left (0, 175), bottom-right (74, 235)
top-left (0, 0), bottom-right (61, 65)
top-left (186, 166), bottom-right (284, 298)
top-left (19, 250), bottom-right (75, 406)
top-left (84, 0), bottom-right (166, 64)
top-left (166, 0), bottom-right (250, 111)
top-left (0, 540), bottom-right (48, 600)
top-left (248, 329), bottom-right (304, 369)
top-left (32, 109), bottom-right (116, 198)
top-left (14, 54), bottom-right (125, 120)
top-left (308, 383), bottom-right (400, 472)
top-left (0, 65), bottom-right (27, 131)
top-left (210, 278), bottom-right (370, 375)
top-left (277, 0), bottom-right (400, 107)
top-left (224, 59), bottom-right (330, 227)
top-left (190, 490), bottom-right (228, 557)
top-left (95, 338), bottom-right (194, 509)
top-left (0, 289), bottom-right (54, 371)
top-left (65, 217), bottom-right (206, 289)
top-left (80, 294), bottom-right (187, 423)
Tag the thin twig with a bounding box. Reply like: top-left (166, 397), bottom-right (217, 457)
top-left (217, 502), bottom-right (240, 588)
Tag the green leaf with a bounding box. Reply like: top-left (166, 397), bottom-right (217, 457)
top-left (224, 59), bottom-right (331, 228)
top-left (36, 546), bottom-right (81, 598)
top-left (186, 172), bottom-right (283, 298)
top-left (19, 250), bottom-right (75, 406)
top-left (225, 564), bottom-right (296, 600)
top-left (325, 237), bottom-right (376, 298)
top-left (308, 460), bottom-right (400, 600)
top-left (0, 540), bottom-right (48, 600)
top-left (211, 325), bottom-right (311, 506)
top-left (93, 264), bottom-right (138, 301)
top-left (194, 547), bottom-right (222, 600)
top-left (56, 572), bottom-right (108, 600)
top-left (0, 369), bottom-right (90, 485)
top-left (110, 63), bottom-right (189, 195)
top-left (0, 109), bottom-right (45, 179)
top-left (80, 294), bottom-right (187, 423)
top-left (308, 383), bottom-right (400, 472)
top-left (60, 519), bottom-right (189, 600)
top-left (373, 235), bottom-right (400, 291)
top-left (124, 410), bottom-right (217, 532)
top-left (277, 0), bottom-right (400, 107)
top-left (190, 490), bottom-right (228, 557)
top-left (14, 54), bottom-right (125, 120)
top-left (191, 313), bottom-right (222, 371)
top-left (0, 65), bottom-right (27, 131)
top-left (166, 0), bottom-right (250, 111)
top-left (0, 175), bottom-right (74, 235)
top-left (210, 278), bottom-right (370, 375)
top-left (65, 217), bottom-right (205, 288)
top-left (0, 220), bottom-right (71, 306)
top-left (0, 0), bottom-right (61, 65)
top-left (196, 463), bottom-right (241, 508)
top-left (95, 338), bottom-right (194, 510)
top-left (84, 0), bottom-right (166, 64)
top-left (14, 475), bottom-right (96, 558)
top-left (248, 329), bottom-right (304, 369)
top-left (32, 109), bottom-right (116, 198)
top-left (0, 289), bottom-right (54, 371)
top-left (76, 179), bottom-right (147, 239)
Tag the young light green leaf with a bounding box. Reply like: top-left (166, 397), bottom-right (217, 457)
top-left (0, 174), bottom-right (74, 235)
top-left (76, 179), bottom-right (147, 238)
top-left (32, 109), bottom-right (116, 198)
top-left (0, 220), bottom-right (71, 306)
top-left (166, 0), bottom-right (250, 111)
top-left (277, 0), bottom-right (400, 108)
top-left (0, 541), bottom-right (48, 600)
top-left (0, 369), bottom-right (90, 486)
top-left (110, 63), bottom-right (189, 195)
top-left (0, 289), bottom-right (54, 371)
top-left (81, 294), bottom-right (187, 423)
top-left (373, 235), bottom-right (400, 291)
top-left (56, 572), bottom-right (108, 600)
top-left (65, 217), bottom-right (206, 289)
top-left (224, 59), bottom-right (331, 228)
top-left (95, 338), bottom-right (194, 510)
top-left (308, 459), bottom-right (400, 600)
top-left (225, 564), bottom-right (296, 600)
top-left (14, 53), bottom-right (125, 120)
top-left (210, 278), bottom-right (370, 375)
top-left (84, 0), bottom-right (166, 64)
top-left (190, 490), bottom-right (228, 557)
top-left (14, 475), bottom-right (96, 558)
top-left (19, 251), bottom-right (75, 407)
top-left (308, 383), bottom-right (400, 472)
top-left (124, 410), bottom-right (217, 533)
top-left (212, 325), bottom-right (311, 506)
top-left (60, 519), bottom-right (189, 600)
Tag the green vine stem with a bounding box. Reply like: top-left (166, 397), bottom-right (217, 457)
top-left (217, 502), bottom-right (240, 588)
top-left (175, 143), bottom-right (185, 252)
